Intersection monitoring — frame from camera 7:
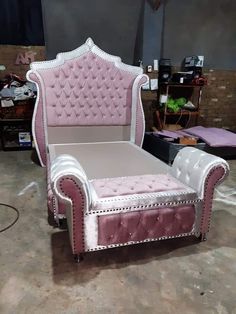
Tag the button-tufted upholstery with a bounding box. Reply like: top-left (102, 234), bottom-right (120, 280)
top-left (91, 174), bottom-right (194, 198)
top-left (27, 39), bottom-right (229, 261)
top-left (170, 147), bottom-right (229, 198)
top-left (38, 52), bottom-right (136, 126)
top-left (27, 38), bottom-right (147, 167)
top-left (98, 205), bottom-right (195, 246)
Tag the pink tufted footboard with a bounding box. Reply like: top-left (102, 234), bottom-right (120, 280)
top-left (98, 205), bottom-right (195, 246)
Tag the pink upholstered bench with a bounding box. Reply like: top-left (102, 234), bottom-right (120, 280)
top-left (90, 174), bottom-right (197, 246)
top-left (27, 38), bottom-right (229, 262)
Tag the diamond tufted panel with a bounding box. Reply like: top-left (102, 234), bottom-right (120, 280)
top-left (98, 205), bottom-right (195, 246)
top-left (90, 173), bottom-right (198, 212)
top-left (91, 174), bottom-right (192, 198)
top-left (38, 52), bottom-right (136, 126)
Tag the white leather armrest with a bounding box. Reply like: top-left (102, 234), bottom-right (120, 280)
top-left (170, 147), bottom-right (229, 199)
top-left (50, 154), bottom-right (91, 208)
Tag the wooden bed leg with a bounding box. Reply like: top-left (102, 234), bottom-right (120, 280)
top-left (74, 254), bottom-right (84, 263)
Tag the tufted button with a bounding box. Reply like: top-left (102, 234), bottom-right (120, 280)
top-left (129, 233), bottom-right (132, 237)
top-left (156, 216), bottom-right (159, 221)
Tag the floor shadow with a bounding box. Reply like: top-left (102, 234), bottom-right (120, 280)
top-left (31, 149), bottom-right (41, 166)
top-left (51, 209), bottom-right (236, 286)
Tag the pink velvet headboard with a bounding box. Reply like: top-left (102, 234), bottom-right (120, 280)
top-left (27, 38), bottom-right (148, 166)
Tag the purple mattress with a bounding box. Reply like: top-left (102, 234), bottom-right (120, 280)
top-left (155, 126), bottom-right (236, 147)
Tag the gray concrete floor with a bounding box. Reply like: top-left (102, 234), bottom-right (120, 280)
top-left (0, 150), bottom-right (236, 314)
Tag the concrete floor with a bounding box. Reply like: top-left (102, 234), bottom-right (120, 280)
top-left (0, 150), bottom-right (236, 314)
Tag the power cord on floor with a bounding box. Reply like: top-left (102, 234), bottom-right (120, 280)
top-left (0, 203), bottom-right (19, 233)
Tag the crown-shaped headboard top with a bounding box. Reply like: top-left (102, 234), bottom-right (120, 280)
top-left (28, 38), bottom-right (144, 127)
top-left (27, 38), bottom-right (148, 167)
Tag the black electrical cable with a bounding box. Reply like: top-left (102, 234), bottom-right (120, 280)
top-left (0, 203), bottom-right (19, 233)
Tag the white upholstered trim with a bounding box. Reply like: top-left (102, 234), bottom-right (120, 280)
top-left (29, 38), bottom-right (143, 76)
top-left (84, 214), bottom-right (98, 250)
top-left (85, 231), bottom-right (196, 252)
top-left (26, 70), bottom-right (45, 167)
top-left (27, 70), bottom-right (51, 165)
top-left (51, 154), bottom-right (92, 208)
top-left (90, 191), bottom-right (198, 213)
top-left (130, 75), bottom-right (148, 144)
top-left (139, 79), bottom-right (147, 147)
top-left (170, 147), bottom-right (229, 199)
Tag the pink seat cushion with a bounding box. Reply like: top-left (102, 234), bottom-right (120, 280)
top-left (91, 174), bottom-right (194, 198)
top-left (90, 174), bottom-right (198, 212)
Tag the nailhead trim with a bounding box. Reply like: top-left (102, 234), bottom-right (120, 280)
top-left (59, 177), bottom-right (85, 253)
top-left (86, 232), bottom-right (196, 252)
top-left (85, 199), bottom-right (201, 216)
top-left (96, 190), bottom-right (195, 203)
top-left (200, 165), bottom-right (227, 234)
top-left (52, 195), bottom-right (58, 223)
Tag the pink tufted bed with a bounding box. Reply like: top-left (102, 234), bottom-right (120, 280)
top-left (27, 38), bottom-right (229, 262)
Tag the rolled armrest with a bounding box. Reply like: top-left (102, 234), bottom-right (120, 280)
top-left (170, 147), bottom-right (229, 236)
top-left (170, 147), bottom-right (229, 198)
top-left (51, 154), bottom-right (91, 254)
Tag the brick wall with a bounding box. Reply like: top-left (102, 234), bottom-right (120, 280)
top-left (0, 45), bottom-right (45, 80)
top-left (142, 69), bottom-right (236, 132)
top-left (200, 69), bottom-right (236, 131)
